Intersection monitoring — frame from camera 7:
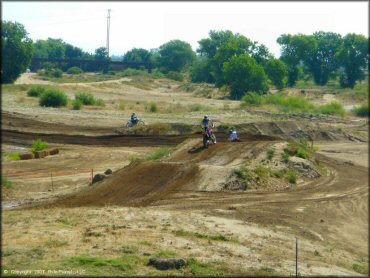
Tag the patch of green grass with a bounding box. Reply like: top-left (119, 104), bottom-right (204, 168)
top-left (296, 148), bottom-right (311, 159)
top-left (83, 228), bottom-right (103, 237)
top-left (2, 248), bottom-right (19, 257)
top-left (27, 86), bottom-right (45, 97)
top-left (254, 165), bottom-right (270, 180)
top-left (68, 255), bottom-right (137, 273)
top-left (186, 258), bottom-right (231, 276)
top-left (121, 245), bottom-right (139, 254)
top-left (8, 153), bottom-right (21, 161)
top-left (31, 139), bottom-right (49, 152)
top-left (353, 263), bottom-right (368, 275)
top-left (172, 229), bottom-right (230, 242)
top-left (26, 247), bottom-right (46, 259)
top-left (316, 101), bottom-right (346, 117)
top-left (45, 240), bottom-right (69, 248)
top-left (153, 250), bottom-right (179, 258)
top-left (234, 166), bottom-right (252, 182)
top-left (56, 218), bottom-right (70, 225)
top-left (146, 147), bottom-right (174, 160)
top-left (286, 169), bottom-right (297, 184)
top-left (266, 148), bottom-right (275, 160)
top-left (188, 103), bottom-right (202, 112)
top-left (353, 103), bottom-right (369, 118)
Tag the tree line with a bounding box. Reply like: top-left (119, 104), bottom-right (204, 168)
top-left (2, 20), bottom-right (368, 99)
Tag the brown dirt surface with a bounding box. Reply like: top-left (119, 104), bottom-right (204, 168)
top-left (2, 75), bottom-right (368, 276)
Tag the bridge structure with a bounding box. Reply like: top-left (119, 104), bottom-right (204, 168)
top-left (30, 57), bottom-right (152, 72)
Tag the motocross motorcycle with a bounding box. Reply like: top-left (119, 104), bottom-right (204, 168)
top-left (202, 127), bottom-right (216, 148)
top-left (126, 118), bottom-right (145, 127)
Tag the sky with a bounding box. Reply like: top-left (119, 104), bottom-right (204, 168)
top-left (2, 1), bottom-right (369, 58)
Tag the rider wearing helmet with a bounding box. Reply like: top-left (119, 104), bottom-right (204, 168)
top-left (202, 115), bottom-right (216, 144)
top-left (131, 112), bottom-right (138, 125)
top-left (229, 127), bottom-right (239, 142)
top-left (201, 115), bottom-right (211, 129)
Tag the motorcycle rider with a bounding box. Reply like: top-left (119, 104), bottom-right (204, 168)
top-left (201, 115), bottom-right (216, 144)
top-left (130, 112), bottom-right (138, 125)
top-left (201, 115), bottom-right (211, 129)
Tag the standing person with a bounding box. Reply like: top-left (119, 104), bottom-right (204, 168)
top-left (229, 128), bottom-right (240, 142)
top-left (130, 112), bottom-right (138, 125)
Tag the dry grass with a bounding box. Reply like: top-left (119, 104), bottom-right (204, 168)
top-left (2, 206), bottom-right (361, 276)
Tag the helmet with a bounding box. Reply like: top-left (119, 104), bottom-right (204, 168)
top-left (132, 112), bottom-right (136, 116)
top-left (204, 115), bottom-right (209, 119)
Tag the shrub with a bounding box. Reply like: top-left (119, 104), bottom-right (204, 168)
top-left (316, 101), bottom-right (346, 117)
top-left (95, 98), bottom-right (105, 107)
top-left (353, 103), bottom-right (369, 117)
top-left (273, 169), bottom-right (285, 178)
top-left (39, 89), bottom-right (68, 107)
top-left (67, 67), bottom-right (83, 75)
top-left (53, 69), bottom-right (63, 78)
top-left (2, 176), bottom-right (13, 189)
top-left (31, 139), bottom-right (49, 152)
top-left (119, 68), bottom-right (148, 77)
top-left (286, 169), bottom-right (297, 184)
top-left (266, 148), bottom-right (275, 160)
top-left (254, 165), bottom-right (269, 180)
top-left (75, 92), bottom-right (96, 105)
top-left (27, 86), bottom-right (45, 97)
top-left (151, 69), bottom-right (166, 79)
top-left (72, 99), bottom-right (82, 110)
top-left (296, 148), bottom-right (311, 159)
top-left (241, 92), bottom-right (265, 106)
top-left (234, 166), bottom-right (251, 182)
top-left (118, 101), bottom-right (126, 110)
top-left (282, 152), bottom-right (290, 163)
top-left (128, 155), bottom-right (138, 163)
top-left (149, 103), bottom-right (158, 113)
top-left (166, 71), bottom-right (184, 81)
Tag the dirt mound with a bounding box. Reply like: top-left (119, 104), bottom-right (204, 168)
top-left (50, 161), bottom-right (198, 207)
top-left (40, 138), bottom-right (276, 208)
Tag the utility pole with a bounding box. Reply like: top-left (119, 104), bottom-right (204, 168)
top-left (106, 9), bottom-right (111, 57)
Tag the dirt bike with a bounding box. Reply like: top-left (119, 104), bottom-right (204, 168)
top-left (202, 127), bottom-right (216, 148)
top-left (126, 118), bottom-right (145, 128)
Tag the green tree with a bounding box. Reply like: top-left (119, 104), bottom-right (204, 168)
top-left (196, 30), bottom-right (271, 87)
top-left (123, 48), bottom-right (152, 69)
top-left (265, 59), bottom-right (288, 89)
top-left (335, 33), bottom-right (369, 88)
top-left (94, 47), bottom-right (109, 61)
top-left (277, 34), bottom-right (317, 86)
top-left (158, 40), bottom-right (196, 73)
top-left (305, 32), bottom-right (342, 85)
top-left (190, 57), bottom-right (215, 83)
top-left (2, 21), bottom-right (34, 83)
top-left (223, 54), bottom-right (268, 99)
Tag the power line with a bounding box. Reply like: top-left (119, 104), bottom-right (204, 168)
top-left (106, 9), bottom-right (111, 57)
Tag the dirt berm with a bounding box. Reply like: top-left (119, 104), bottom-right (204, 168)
top-left (44, 137), bottom-right (277, 208)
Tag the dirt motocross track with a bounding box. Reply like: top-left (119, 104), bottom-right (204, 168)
top-left (2, 111), bottom-right (368, 260)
